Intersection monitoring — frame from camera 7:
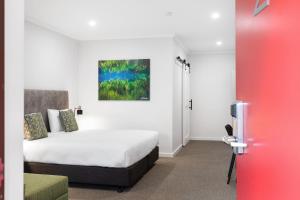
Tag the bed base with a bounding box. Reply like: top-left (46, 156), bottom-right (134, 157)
top-left (24, 146), bottom-right (159, 191)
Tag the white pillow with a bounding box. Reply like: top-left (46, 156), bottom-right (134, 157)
top-left (47, 109), bottom-right (64, 132)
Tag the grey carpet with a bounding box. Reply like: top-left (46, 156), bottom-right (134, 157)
top-left (69, 141), bottom-right (236, 200)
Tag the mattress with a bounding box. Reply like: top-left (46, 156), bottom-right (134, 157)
top-left (23, 129), bottom-right (159, 168)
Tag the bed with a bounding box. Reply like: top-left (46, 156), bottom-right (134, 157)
top-left (23, 89), bottom-right (159, 191)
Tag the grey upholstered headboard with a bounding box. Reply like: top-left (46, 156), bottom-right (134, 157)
top-left (24, 89), bottom-right (69, 131)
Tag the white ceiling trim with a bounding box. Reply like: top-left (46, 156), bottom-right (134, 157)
top-left (27, 17), bottom-right (232, 56)
top-left (173, 36), bottom-right (190, 55)
top-left (81, 34), bottom-right (176, 41)
top-left (189, 49), bottom-right (235, 55)
top-left (27, 17), bottom-right (193, 55)
top-left (27, 17), bottom-right (179, 42)
top-left (26, 17), bottom-right (80, 40)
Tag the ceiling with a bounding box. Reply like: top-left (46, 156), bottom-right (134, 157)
top-left (25, 0), bottom-right (235, 53)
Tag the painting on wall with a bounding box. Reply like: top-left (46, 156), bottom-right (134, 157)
top-left (98, 59), bottom-right (150, 100)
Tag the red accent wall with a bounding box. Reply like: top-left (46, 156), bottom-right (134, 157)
top-left (236, 0), bottom-right (300, 199)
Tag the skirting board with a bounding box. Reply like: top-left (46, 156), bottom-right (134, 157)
top-left (184, 136), bottom-right (190, 146)
top-left (189, 137), bottom-right (222, 141)
top-left (159, 145), bottom-right (183, 158)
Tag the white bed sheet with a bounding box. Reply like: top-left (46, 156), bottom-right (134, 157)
top-left (23, 129), bottom-right (159, 168)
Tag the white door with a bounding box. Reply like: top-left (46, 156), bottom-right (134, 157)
top-left (182, 65), bottom-right (191, 146)
top-left (174, 61), bottom-right (183, 148)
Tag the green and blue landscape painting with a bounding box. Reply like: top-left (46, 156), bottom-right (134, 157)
top-left (98, 59), bottom-right (150, 100)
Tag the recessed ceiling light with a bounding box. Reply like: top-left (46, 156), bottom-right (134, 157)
top-left (216, 41), bottom-right (223, 46)
top-left (88, 20), bottom-right (97, 27)
top-left (211, 12), bottom-right (220, 20)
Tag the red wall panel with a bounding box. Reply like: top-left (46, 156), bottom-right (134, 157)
top-left (236, 0), bottom-right (300, 199)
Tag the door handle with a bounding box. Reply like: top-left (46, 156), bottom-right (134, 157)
top-left (230, 142), bottom-right (247, 155)
top-left (230, 142), bottom-right (247, 148)
top-left (189, 99), bottom-right (192, 110)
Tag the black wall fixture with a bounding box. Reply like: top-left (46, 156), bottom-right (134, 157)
top-left (186, 63), bottom-right (191, 73)
top-left (176, 56), bottom-right (191, 73)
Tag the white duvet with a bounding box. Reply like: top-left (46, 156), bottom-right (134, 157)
top-left (23, 129), bottom-right (159, 168)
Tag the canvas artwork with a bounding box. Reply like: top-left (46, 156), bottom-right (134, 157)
top-left (98, 59), bottom-right (150, 100)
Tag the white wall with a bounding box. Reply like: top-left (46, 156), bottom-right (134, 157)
top-left (189, 53), bottom-right (235, 141)
top-left (5, 0), bottom-right (24, 199)
top-left (24, 21), bottom-right (235, 154)
top-left (24, 22), bottom-right (79, 108)
top-left (24, 23), bottom-right (187, 155)
top-left (77, 38), bottom-right (175, 154)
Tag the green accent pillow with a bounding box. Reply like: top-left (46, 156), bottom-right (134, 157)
top-left (24, 113), bottom-right (48, 140)
top-left (59, 109), bottom-right (78, 132)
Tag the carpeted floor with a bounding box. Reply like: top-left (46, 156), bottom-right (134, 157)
top-left (69, 141), bottom-right (236, 200)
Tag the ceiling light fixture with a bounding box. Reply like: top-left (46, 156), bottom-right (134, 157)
top-left (211, 12), bottom-right (220, 20)
top-left (88, 20), bottom-right (97, 27)
top-left (216, 41), bottom-right (223, 46)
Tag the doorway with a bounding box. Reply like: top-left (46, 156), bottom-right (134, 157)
top-left (174, 57), bottom-right (191, 149)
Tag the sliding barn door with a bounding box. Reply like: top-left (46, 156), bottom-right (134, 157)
top-left (182, 66), bottom-right (190, 145)
top-left (236, 0), bottom-right (300, 199)
top-left (0, 0), bottom-right (4, 199)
